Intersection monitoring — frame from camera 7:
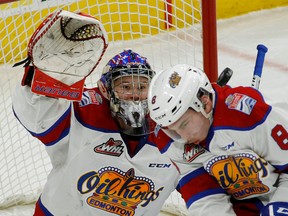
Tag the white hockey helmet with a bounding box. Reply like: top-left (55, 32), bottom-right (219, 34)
top-left (148, 64), bottom-right (214, 127)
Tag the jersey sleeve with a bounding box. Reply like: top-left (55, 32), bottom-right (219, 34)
top-left (212, 84), bottom-right (271, 131)
top-left (163, 141), bottom-right (237, 215)
top-left (12, 83), bottom-right (71, 146)
top-left (269, 172), bottom-right (288, 202)
top-left (212, 85), bottom-right (288, 172)
top-left (211, 85), bottom-right (288, 208)
top-left (258, 102), bottom-right (288, 172)
top-left (72, 88), bottom-right (118, 132)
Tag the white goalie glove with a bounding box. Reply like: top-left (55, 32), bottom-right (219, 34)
top-left (16, 10), bottom-right (108, 101)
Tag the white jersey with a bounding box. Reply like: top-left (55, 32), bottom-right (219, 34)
top-left (157, 84), bottom-right (288, 215)
top-left (202, 84), bottom-right (288, 205)
top-left (12, 84), bottom-right (237, 216)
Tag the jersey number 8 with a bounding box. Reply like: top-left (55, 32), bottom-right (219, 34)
top-left (271, 124), bottom-right (288, 150)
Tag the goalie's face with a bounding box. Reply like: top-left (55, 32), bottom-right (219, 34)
top-left (113, 76), bottom-right (149, 101)
top-left (110, 75), bottom-right (154, 136)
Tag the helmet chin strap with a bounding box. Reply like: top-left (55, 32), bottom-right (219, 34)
top-left (208, 90), bottom-right (216, 124)
top-left (199, 107), bottom-right (213, 127)
top-left (200, 108), bottom-right (212, 120)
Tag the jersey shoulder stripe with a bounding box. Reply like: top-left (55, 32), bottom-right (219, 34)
top-left (212, 84), bottom-right (271, 130)
top-left (29, 106), bottom-right (71, 146)
top-left (73, 87), bottom-right (119, 132)
top-left (177, 167), bottom-right (226, 207)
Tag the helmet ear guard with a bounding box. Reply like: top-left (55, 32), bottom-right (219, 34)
top-left (195, 87), bottom-right (214, 119)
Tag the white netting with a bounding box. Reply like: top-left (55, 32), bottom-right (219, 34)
top-left (0, 0), bottom-right (213, 215)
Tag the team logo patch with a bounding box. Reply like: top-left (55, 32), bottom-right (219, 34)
top-left (79, 90), bottom-right (102, 107)
top-left (183, 144), bottom-right (205, 162)
top-left (225, 93), bottom-right (257, 115)
top-left (77, 167), bottom-right (164, 215)
top-left (169, 72), bottom-right (181, 88)
top-left (94, 138), bottom-right (124, 157)
top-left (205, 153), bottom-right (270, 199)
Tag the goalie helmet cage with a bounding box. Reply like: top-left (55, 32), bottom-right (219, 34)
top-left (0, 0), bottom-right (217, 215)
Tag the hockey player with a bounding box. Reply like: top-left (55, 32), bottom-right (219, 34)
top-left (148, 63), bottom-right (288, 216)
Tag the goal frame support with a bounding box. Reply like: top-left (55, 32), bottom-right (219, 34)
top-left (202, 0), bottom-right (218, 82)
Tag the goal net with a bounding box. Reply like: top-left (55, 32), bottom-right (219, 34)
top-left (0, 0), bottom-right (217, 215)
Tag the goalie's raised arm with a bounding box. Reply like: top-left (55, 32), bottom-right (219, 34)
top-left (15, 10), bottom-right (108, 101)
top-left (12, 48), bottom-right (187, 216)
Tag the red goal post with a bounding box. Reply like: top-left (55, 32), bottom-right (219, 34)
top-left (0, 0), bottom-right (217, 215)
top-left (202, 0), bottom-right (218, 81)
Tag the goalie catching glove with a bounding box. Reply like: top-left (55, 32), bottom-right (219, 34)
top-left (14, 10), bottom-right (108, 101)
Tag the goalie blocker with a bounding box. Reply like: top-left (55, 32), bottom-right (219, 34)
top-left (14, 10), bottom-right (108, 101)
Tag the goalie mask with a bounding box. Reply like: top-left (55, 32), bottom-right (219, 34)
top-left (98, 49), bottom-right (156, 136)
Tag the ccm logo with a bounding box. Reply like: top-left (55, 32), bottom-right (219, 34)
top-left (149, 163), bottom-right (171, 168)
top-left (155, 113), bottom-right (166, 120)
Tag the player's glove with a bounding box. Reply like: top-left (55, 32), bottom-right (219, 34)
top-left (14, 10), bottom-right (108, 101)
top-left (261, 202), bottom-right (288, 216)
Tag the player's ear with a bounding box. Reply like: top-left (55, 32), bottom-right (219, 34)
top-left (201, 95), bottom-right (212, 113)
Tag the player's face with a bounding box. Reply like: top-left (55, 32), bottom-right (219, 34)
top-left (167, 108), bottom-right (210, 144)
top-left (113, 76), bottom-right (149, 101)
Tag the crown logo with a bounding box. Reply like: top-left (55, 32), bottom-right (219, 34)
top-left (169, 72), bottom-right (181, 88)
top-left (205, 153), bottom-right (270, 199)
top-left (78, 167), bottom-right (163, 215)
